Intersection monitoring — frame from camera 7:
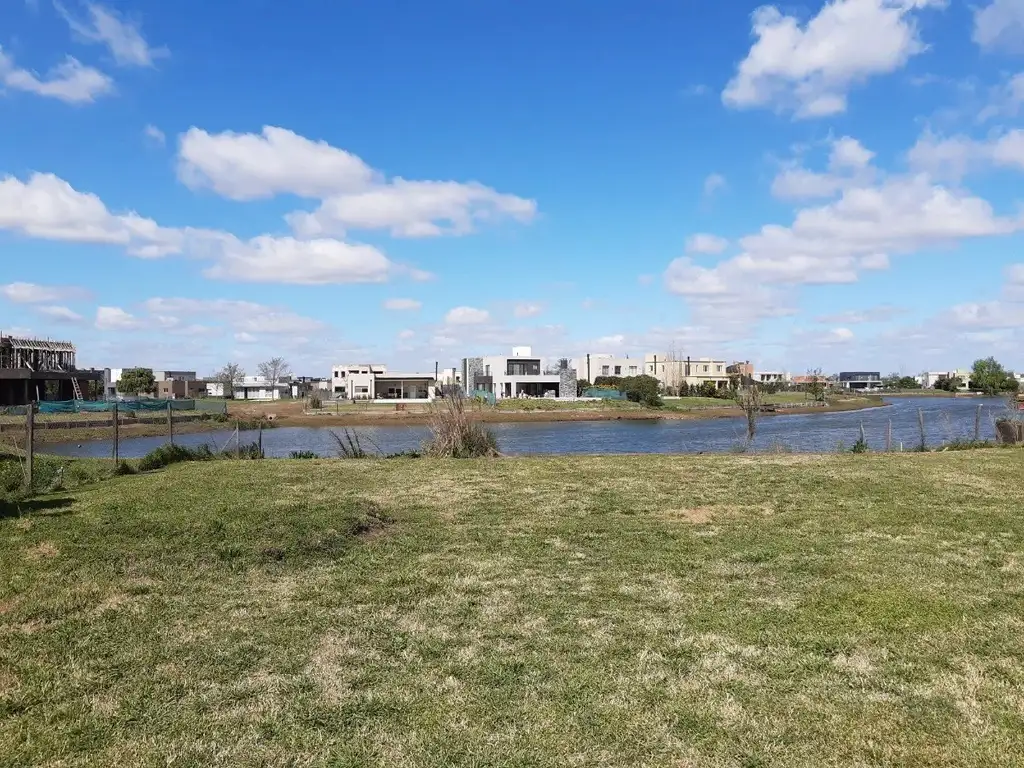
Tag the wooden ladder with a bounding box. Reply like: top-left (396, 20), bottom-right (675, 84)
top-left (71, 377), bottom-right (83, 401)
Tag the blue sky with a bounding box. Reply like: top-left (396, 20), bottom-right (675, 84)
top-left (2, 0), bottom-right (1024, 377)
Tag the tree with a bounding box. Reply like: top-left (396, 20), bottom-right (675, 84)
top-left (576, 378), bottom-right (592, 397)
top-left (969, 357), bottom-right (1017, 395)
top-left (216, 363), bottom-right (245, 399)
top-left (734, 384), bottom-right (763, 443)
top-left (617, 374), bottom-right (662, 407)
top-left (696, 380), bottom-right (719, 399)
top-left (934, 375), bottom-right (962, 392)
top-left (896, 376), bottom-right (920, 390)
top-left (806, 368), bottom-right (827, 403)
top-left (882, 372), bottom-right (901, 390)
top-left (258, 357), bottom-right (291, 384)
top-left (119, 368), bottom-right (156, 396)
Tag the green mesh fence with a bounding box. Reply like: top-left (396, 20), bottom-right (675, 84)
top-left (35, 399), bottom-right (227, 415)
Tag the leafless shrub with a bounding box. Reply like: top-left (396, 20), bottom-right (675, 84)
top-left (734, 384), bottom-right (763, 443)
top-left (424, 397), bottom-right (500, 458)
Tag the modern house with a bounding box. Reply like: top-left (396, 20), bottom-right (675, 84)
top-left (920, 370), bottom-right (971, 390)
top-left (462, 347), bottom-right (576, 400)
top-left (289, 377), bottom-right (331, 399)
top-left (104, 368), bottom-right (198, 399)
top-left (838, 372), bottom-right (882, 391)
top-left (437, 367), bottom-right (463, 396)
top-left (645, 354), bottom-right (730, 392)
top-left (232, 376), bottom-right (291, 400)
top-left (0, 335), bottom-right (102, 405)
top-left (155, 379), bottom-right (207, 399)
top-left (753, 371), bottom-right (789, 385)
top-left (572, 354), bottom-right (643, 382)
top-left (330, 363), bottom-right (436, 402)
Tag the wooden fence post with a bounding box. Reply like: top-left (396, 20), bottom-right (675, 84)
top-left (167, 401), bottom-right (174, 446)
top-left (112, 402), bottom-right (119, 465)
top-left (25, 403), bottom-right (35, 492)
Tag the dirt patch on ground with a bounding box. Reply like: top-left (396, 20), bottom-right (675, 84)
top-left (24, 541), bottom-right (59, 560)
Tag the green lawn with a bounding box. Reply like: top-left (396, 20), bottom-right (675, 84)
top-left (2, 453), bottom-right (1024, 766)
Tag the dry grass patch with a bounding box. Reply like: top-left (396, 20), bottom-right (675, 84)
top-left (23, 540), bottom-right (58, 560)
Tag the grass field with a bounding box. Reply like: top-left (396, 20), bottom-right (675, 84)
top-left (2, 452), bottom-right (1023, 766)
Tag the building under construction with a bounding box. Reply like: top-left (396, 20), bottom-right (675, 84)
top-left (0, 335), bottom-right (103, 405)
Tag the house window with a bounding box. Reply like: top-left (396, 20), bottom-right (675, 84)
top-left (333, 370), bottom-right (339, 378)
top-left (485, 365), bottom-right (491, 376)
top-left (703, 365), bottom-right (709, 373)
top-left (614, 366), bottom-right (621, 375)
top-left (629, 366), bottom-right (637, 374)
top-left (601, 365), bottom-right (610, 375)
top-left (716, 365), bottom-right (722, 373)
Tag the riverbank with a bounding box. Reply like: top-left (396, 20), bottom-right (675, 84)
top-left (3, 452), bottom-right (1023, 765)
top-left (228, 394), bottom-right (885, 427)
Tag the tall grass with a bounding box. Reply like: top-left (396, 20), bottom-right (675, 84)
top-left (425, 397), bottom-right (500, 458)
top-left (330, 429), bottom-right (372, 459)
top-left (137, 441), bottom-right (263, 471)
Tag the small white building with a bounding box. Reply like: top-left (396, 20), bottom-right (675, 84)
top-left (233, 376), bottom-right (290, 400)
top-left (753, 371), bottom-right (789, 385)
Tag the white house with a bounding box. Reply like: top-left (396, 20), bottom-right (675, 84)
top-left (330, 363), bottom-right (436, 402)
top-left (645, 354), bottom-right (730, 391)
top-left (233, 376), bottom-right (290, 400)
top-left (920, 370), bottom-right (971, 389)
top-left (462, 347), bottom-right (575, 400)
top-left (572, 354), bottom-right (643, 382)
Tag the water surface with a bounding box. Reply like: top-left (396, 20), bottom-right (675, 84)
top-left (44, 397), bottom-right (1011, 459)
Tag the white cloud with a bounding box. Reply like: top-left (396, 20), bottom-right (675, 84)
top-left (723, 0), bottom-right (942, 118)
top-left (95, 306), bottom-right (141, 330)
top-left (383, 298), bottom-right (422, 311)
top-left (144, 124), bottom-right (165, 146)
top-left (36, 305), bottom-right (83, 323)
top-left (816, 305), bottom-right (904, 323)
top-left (233, 332), bottom-right (258, 343)
top-left (290, 179), bottom-right (537, 238)
top-left (830, 137), bottom-right (875, 169)
top-left (825, 327), bottom-right (855, 343)
top-left (179, 125), bottom-right (536, 238)
top-left (398, 329), bottom-right (416, 340)
top-left (0, 172), bottom-right (416, 285)
top-left (203, 235), bottom-right (396, 285)
top-left (0, 172), bottom-right (179, 255)
top-left (178, 126), bottom-right (375, 201)
top-left (513, 302), bottom-right (543, 318)
top-left (772, 137), bottom-right (877, 200)
top-left (907, 129), bottom-right (1024, 180)
top-left (702, 173), bottom-right (727, 197)
top-left (56, 2), bottom-right (167, 67)
top-left (444, 306), bottom-right (491, 325)
top-left (666, 158), bottom-right (1023, 340)
top-left (0, 48), bottom-right (112, 103)
top-left (142, 298), bottom-right (325, 336)
top-left (685, 233), bottom-right (729, 254)
top-left (0, 282), bottom-right (87, 303)
top-left (974, 0), bottom-right (1024, 54)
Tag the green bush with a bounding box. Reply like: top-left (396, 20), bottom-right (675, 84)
top-left (289, 450), bottom-right (320, 459)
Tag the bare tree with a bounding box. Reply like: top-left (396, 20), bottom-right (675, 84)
top-left (806, 367), bottom-right (827, 403)
top-left (258, 357), bottom-right (291, 383)
top-left (734, 383), bottom-right (763, 443)
top-left (216, 363), bottom-right (245, 399)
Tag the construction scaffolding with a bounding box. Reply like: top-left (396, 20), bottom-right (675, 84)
top-left (0, 336), bottom-right (77, 372)
top-left (0, 334), bottom-right (101, 406)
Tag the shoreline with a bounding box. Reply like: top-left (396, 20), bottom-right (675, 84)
top-left (13, 397), bottom-right (887, 445)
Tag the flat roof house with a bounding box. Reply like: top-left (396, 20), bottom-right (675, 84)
top-left (463, 347), bottom-right (576, 400)
top-left (838, 372), bottom-right (882, 391)
top-left (330, 364), bottom-right (436, 402)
